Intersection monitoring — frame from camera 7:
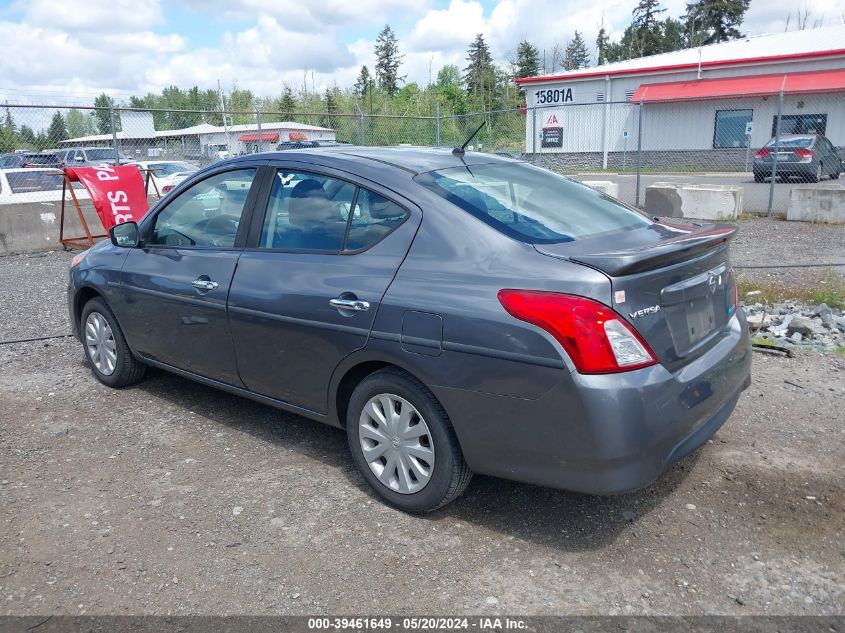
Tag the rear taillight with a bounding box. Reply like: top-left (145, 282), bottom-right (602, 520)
top-left (497, 290), bottom-right (658, 374)
top-left (755, 149), bottom-right (770, 158)
top-left (794, 149), bottom-right (814, 159)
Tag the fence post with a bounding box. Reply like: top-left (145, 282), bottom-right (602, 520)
top-left (767, 89), bottom-right (784, 216)
top-left (358, 111), bottom-right (365, 145)
top-left (531, 106), bottom-right (538, 165)
top-left (256, 107), bottom-right (263, 153)
top-left (635, 100), bottom-right (644, 207)
top-left (109, 105), bottom-right (120, 165)
top-left (435, 103), bottom-right (441, 147)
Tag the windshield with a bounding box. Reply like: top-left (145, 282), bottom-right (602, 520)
top-left (146, 162), bottom-right (197, 177)
top-left (86, 149), bottom-right (128, 161)
top-left (766, 137), bottom-right (813, 149)
top-left (414, 162), bottom-right (649, 243)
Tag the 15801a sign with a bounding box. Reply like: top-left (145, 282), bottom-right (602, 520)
top-left (535, 88), bottom-right (573, 105)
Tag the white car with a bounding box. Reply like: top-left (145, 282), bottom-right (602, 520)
top-left (129, 161), bottom-right (199, 195)
top-left (0, 168), bottom-right (90, 204)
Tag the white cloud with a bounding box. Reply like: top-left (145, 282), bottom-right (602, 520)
top-left (0, 0), bottom-right (842, 105)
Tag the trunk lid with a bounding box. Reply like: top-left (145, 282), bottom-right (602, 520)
top-left (534, 222), bottom-right (738, 371)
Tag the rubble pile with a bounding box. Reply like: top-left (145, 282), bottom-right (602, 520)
top-left (742, 299), bottom-right (845, 350)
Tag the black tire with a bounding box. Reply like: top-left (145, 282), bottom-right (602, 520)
top-left (809, 163), bottom-right (822, 183)
top-left (346, 368), bottom-right (472, 513)
top-left (753, 173), bottom-right (765, 183)
top-left (831, 170), bottom-right (840, 180)
top-left (80, 297), bottom-right (146, 388)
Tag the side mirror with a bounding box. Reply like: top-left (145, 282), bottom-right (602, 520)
top-left (109, 221), bottom-right (140, 248)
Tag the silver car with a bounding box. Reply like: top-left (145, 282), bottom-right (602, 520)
top-left (753, 134), bottom-right (842, 183)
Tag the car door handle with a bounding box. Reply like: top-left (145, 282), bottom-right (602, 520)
top-left (330, 297), bottom-right (370, 312)
top-left (191, 279), bottom-right (219, 291)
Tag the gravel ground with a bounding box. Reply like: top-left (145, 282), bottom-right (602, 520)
top-left (1, 223), bottom-right (844, 617)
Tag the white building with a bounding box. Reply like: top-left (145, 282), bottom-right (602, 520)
top-left (63, 120), bottom-right (336, 159)
top-left (516, 25), bottom-right (845, 169)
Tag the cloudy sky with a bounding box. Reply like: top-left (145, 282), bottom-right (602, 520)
top-left (0, 0), bottom-right (840, 104)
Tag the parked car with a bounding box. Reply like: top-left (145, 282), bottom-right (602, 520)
top-left (0, 168), bottom-right (89, 204)
top-left (0, 153), bottom-right (24, 168)
top-left (55, 146), bottom-right (129, 166)
top-left (753, 134), bottom-right (842, 183)
top-left (68, 147), bottom-right (751, 512)
top-left (128, 160), bottom-right (199, 194)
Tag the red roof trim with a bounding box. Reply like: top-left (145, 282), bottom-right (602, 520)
top-left (515, 47), bottom-right (845, 85)
top-left (632, 68), bottom-right (845, 102)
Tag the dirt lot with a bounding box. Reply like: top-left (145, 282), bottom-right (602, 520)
top-left (0, 226), bottom-right (843, 616)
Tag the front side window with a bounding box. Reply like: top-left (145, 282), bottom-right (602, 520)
top-left (415, 162), bottom-right (648, 244)
top-left (713, 109), bottom-right (752, 149)
top-left (150, 168), bottom-right (257, 248)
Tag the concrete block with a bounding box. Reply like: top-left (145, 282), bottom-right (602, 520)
top-left (787, 185), bottom-right (845, 223)
top-left (581, 180), bottom-right (620, 198)
top-left (645, 182), bottom-right (743, 221)
top-left (0, 200), bottom-right (104, 256)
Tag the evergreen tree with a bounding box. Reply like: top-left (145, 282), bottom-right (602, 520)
top-left (633, 0), bottom-right (667, 55)
top-left (684, 0), bottom-right (750, 45)
top-left (514, 40), bottom-right (541, 81)
top-left (596, 27), bottom-right (610, 66)
top-left (93, 93), bottom-right (114, 135)
top-left (47, 111), bottom-right (67, 144)
top-left (564, 31), bottom-right (591, 70)
top-left (662, 17), bottom-right (686, 50)
top-left (18, 125), bottom-right (36, 148)
top-left (278, 86), bottom-right (297, 120)
top-left (463, 34), bottom-right (494, 94)
top-left (0, 107), bottom-right (15, 152)
top-left (322, 88), bottom-right (340, 129)
top-left (374, 25), bottom-right (405, 96)
top-left (354, 65), bottom-right (375, 97)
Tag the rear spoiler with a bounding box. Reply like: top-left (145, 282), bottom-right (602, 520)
top-left (568, 224), bottom-right (738, 276)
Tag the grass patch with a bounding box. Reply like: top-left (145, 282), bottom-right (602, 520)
top-left (739, 274), bottom-right (845, 310)
top-left (834, 346), bottom-right (845, 357)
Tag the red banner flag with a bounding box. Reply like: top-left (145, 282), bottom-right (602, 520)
top-left (65, 165), bottom-right (150, 230)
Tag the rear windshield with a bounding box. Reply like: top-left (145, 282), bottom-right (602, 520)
top-left (24, 154), bottom-right (61, 164)
top-left (766, 137), bottom-right (813, 148)
top-left (7, 171), bottom-right (64, 193)
top-left (414, 162), bottom-right (649, 243)
top-left (86, 149), bottom-right (122, 161)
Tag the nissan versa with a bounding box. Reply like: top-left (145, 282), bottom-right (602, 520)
top-left (68, 147), bottom-right (751, 512)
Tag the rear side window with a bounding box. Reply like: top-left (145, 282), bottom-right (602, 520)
top-left (259, 170), bottom-right (408, 252)
top-left (414, 162), bottom-right (648, 244)
top-left (346, 190), bottom-right (408, 251)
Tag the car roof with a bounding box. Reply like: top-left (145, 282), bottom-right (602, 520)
top-left (230, 146), bottom-right (521, 175)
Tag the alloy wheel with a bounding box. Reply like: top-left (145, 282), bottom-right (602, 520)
top-left (85, 312), bottom-right (117, 376)
top-left (358, 393), bottom-right (435, 494)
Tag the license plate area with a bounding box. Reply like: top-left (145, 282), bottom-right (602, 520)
top-left (661, 263), bottom-right (728, 356)
top-left (685, 295), bottom-right (716, 345)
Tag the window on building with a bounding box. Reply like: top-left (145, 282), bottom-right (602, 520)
top-left (772, 113), bottom-right (827, 137)
top-left (713, 109), bottom-right (753, 149)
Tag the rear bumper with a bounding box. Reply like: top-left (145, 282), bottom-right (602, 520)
top-left (434, 311), bottom-right (752, 494)
top-left (753, 161), bottom-right (815, 179)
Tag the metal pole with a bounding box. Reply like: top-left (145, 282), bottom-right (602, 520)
top-left (358, 111), bottom-right (365, 145)
top-left (767, 89), bottom-right (784, 216)
top-left (635, 101), bottom-right (644, 207)
top-left (601, 76), bottom-right (610, 169)
top-left (531, 105), bottom-right (538, 165)
top-left (435, 103), bottom-right (441, 147)
top-left (255, 107), bottom-right (262, 153)
top-left (109, 105), bottom-right (120, 165)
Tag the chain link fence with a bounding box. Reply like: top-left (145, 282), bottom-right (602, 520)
top-left (0, 96), bottom-right (843, 214)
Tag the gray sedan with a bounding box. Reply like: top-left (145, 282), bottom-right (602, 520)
top-left (753, 133), bottom-right (842, 183)
top-left (68, 147), bottom-right (751, 512)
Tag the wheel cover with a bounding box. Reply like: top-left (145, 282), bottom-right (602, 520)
top-left (358, 393), bottom-right (435, 494)
top-left (85, 312), bottom-right (117, 376)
